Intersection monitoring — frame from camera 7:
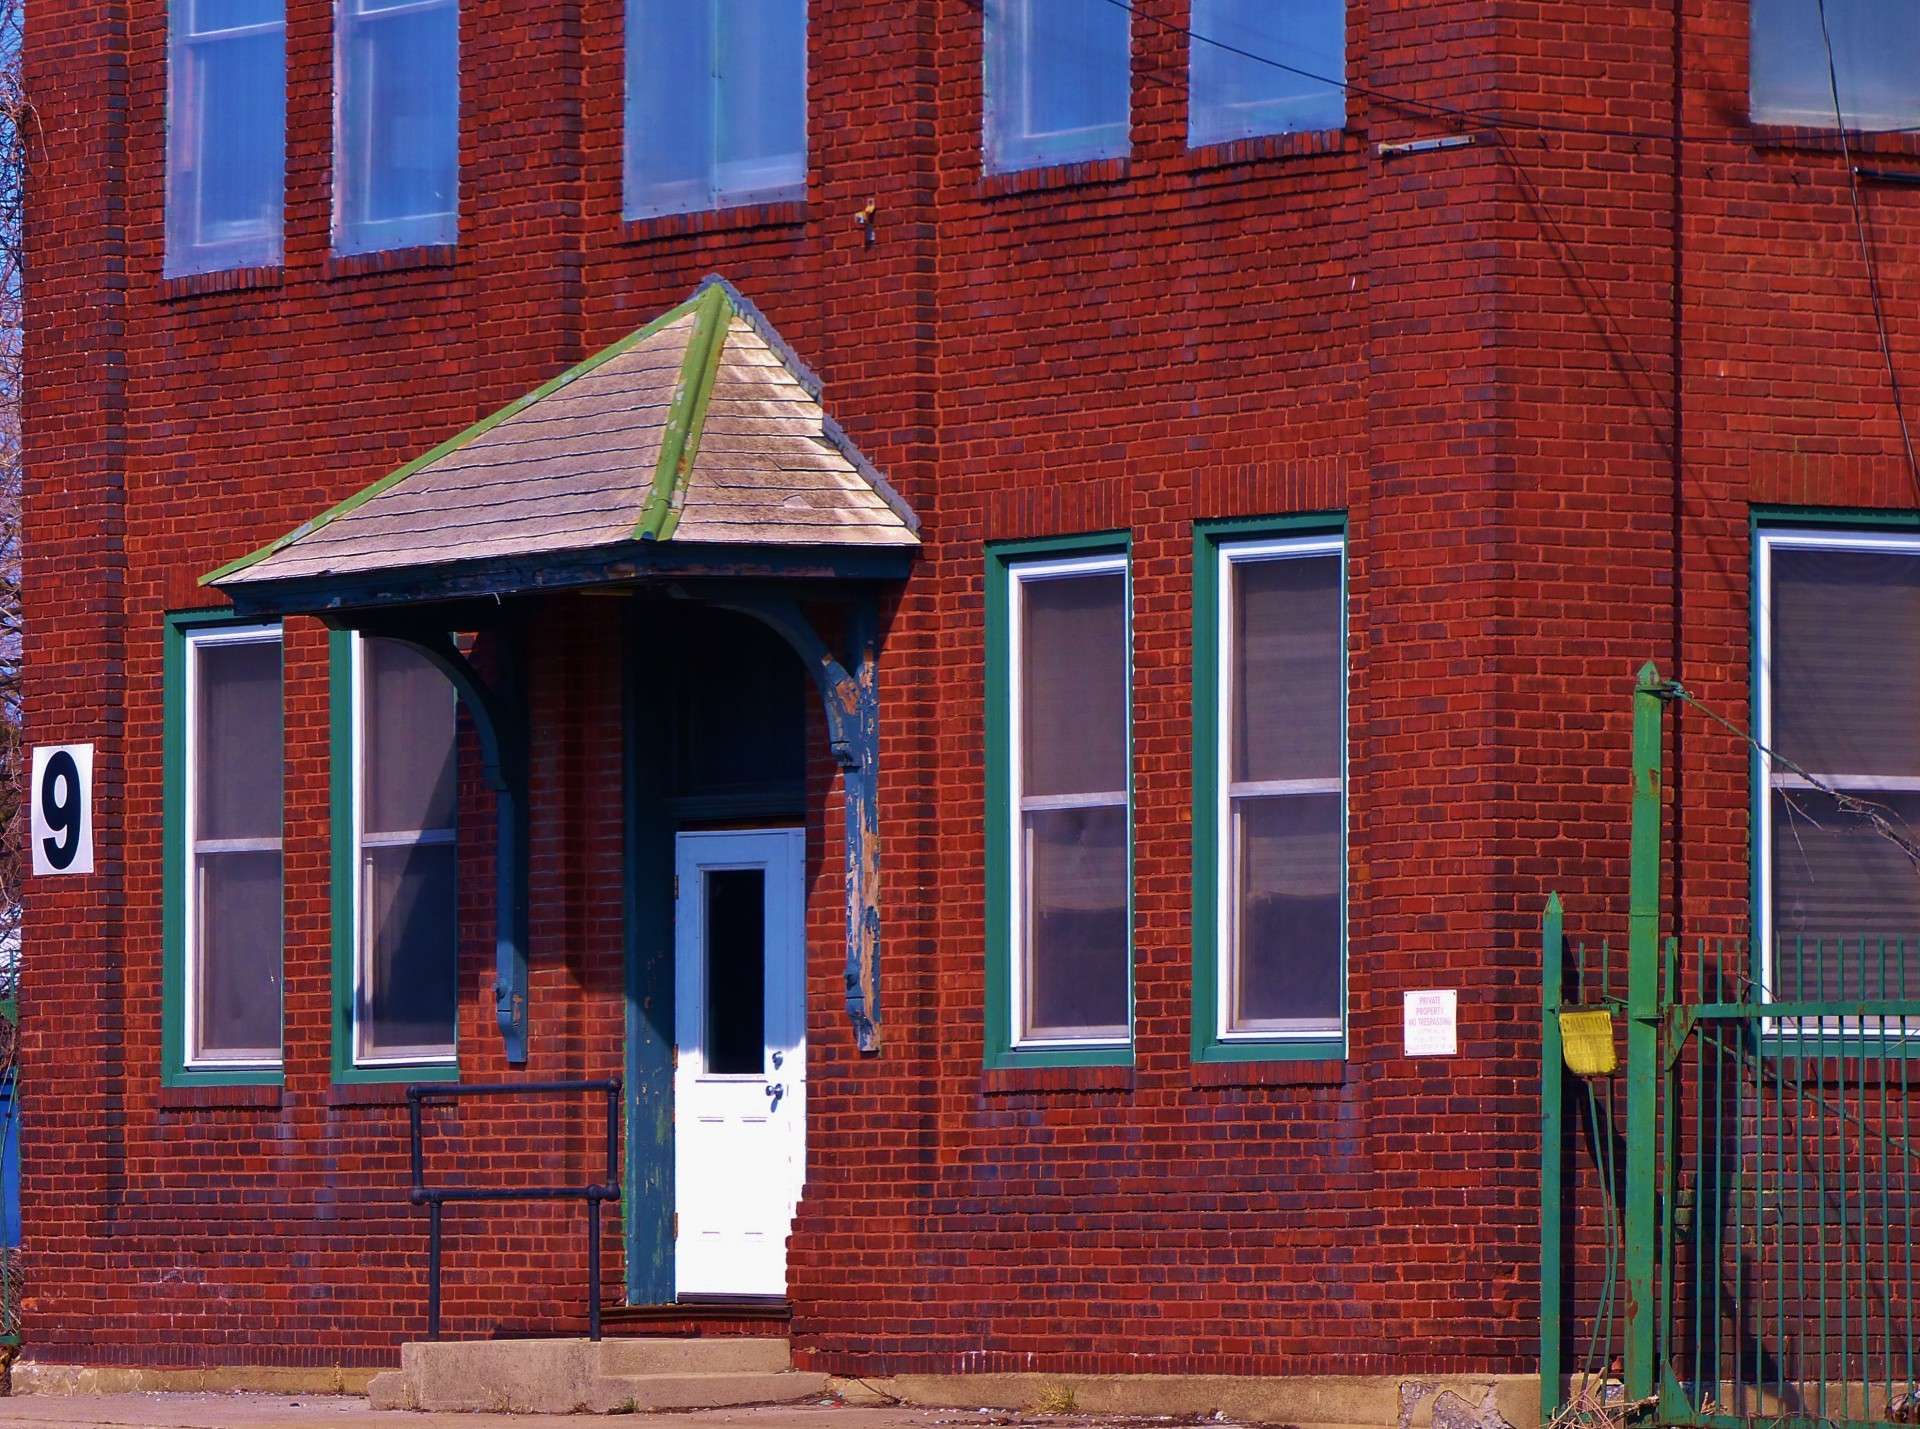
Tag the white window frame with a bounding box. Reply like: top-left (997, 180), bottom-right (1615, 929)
top-left (182, 622), bottom-right (284, 1071)
top-left (984, 0), bottom-right (1130, 175)
top-left (1212, 535), bottom-right (1348, 1044)
top-left (1006, 551), bottom-right (1132, 1050)
top-left (349, 633), bottom-right (459, 1068)
top-left (333, 0), bottom-right (460, 256)
top-left (167, 0), bottom-right (285, 276)
top-left (1755, 528), bottom-right (1920, 1022)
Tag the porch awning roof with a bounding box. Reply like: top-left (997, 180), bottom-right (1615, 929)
top-left (205, 277), bottom-right (919, 613)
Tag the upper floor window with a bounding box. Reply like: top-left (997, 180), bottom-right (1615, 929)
top-left (181, 622), bottom-right (285, 1070)
top-left (988, 542), bottom-right (1132, 1064)
top-left (343, 635), bottom-right (459, 1069)
top-left (336, 0), bottom-right (459, 254)
top-left (1750, 0), bottom-right (1920, 131)
top-left (1188, 0), bottom-right (1345, 147)
top-left (166, 0), bottom-right (286, 276)
top-left (982, 0), bottom-right (1130, 175)
top-left (625, 0), bottom-right (807, 220)
top-left (1757, 528), bottom-right (1920, 1003)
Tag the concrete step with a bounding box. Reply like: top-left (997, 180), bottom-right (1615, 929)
top-left (597, 1335), bottom-right (792, 1377)
top-left (367, 1336), bottom-right (827, 1414)
top-left (588, 1369), bottom-right (831, 1412)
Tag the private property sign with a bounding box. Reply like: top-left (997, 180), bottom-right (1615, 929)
top-left (1403, 989), bottom-right (1458, 1057)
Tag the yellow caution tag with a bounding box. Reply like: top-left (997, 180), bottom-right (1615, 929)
top-left (1559, 1008), bottom-right (1618, 1077)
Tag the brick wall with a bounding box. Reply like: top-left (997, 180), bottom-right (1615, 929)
top-left (22, 0), bottom-right (1916, 1380)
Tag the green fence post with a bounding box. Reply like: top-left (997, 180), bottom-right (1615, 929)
top-left (1542, 893), bottom-right (1566, 1423)
top-left (1625, 662), bottom-right (1666, 1406)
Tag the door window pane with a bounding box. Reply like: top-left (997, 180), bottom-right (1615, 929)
top-left (1189, 0), bottom-right (1344, 147)
top-left (355, 637), bottom-right (458, 1063)
top-left (336, 0), bottom-right (459, 254)
top-left (188, 629), bottom-right (284, 1065)
top-left (626, 0), bottom-right (807, 220)
top-left (983, 0), bottom-right (1130, 175)
top-left (1751, 0), bottom-right (1920, 131)
top-left (703, 868), bottom-right (766, 1075)
top-left (1010, 557), bottom-right (1130, 1045)
top-left (167, 0), bottom-right (286, 276)
top-left (1218, 542), bottom-right (1344, 1040)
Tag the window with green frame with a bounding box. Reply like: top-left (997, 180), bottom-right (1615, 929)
top-left (162, 610), bottom-right (286, 1087)
top-left (329, 631), bottom-right (461, 1082)
top-left (1192, 518), bottom-right (1347, 1063)
top-left (984, 533), bottom-right (1133, 1069)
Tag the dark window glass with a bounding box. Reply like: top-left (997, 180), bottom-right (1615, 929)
top-left (704, 868), bottom-right (766, 1075)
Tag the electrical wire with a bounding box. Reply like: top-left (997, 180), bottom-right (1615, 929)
top-left (1815, 0), bottom-right (1920, 501)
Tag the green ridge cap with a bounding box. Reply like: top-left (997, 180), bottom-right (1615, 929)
top-left (202, 288), bottom-right (713, 587)
top-left (636, 283), bottom-right (734, 543)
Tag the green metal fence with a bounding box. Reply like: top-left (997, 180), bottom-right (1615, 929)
top-left (1543, 665), bottom-right (1920, 1429)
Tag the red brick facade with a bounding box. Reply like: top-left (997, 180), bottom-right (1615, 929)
top-left (19, 0), bottom-right (1916, 1382)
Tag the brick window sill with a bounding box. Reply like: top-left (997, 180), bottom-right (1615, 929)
top-left (980, 156), bottom-right (1130, 200)
top-left (327, 1082), bottom-right (418, 1108)
top-left (981, 1064), bottom-right (1133, 1095)
top-left (1751, 124), bottom-right (1920, 160)
top-left (158, 1084), bottom-right (284, 1111)
top-left (1191, 1058), bottom-right (1346, 1089)
top-left (157, 266), bottom-right (284, 303)
top-left (325, 244), bottom-right (459, 281)
top-left (1186, 127), bottom-right (1353, 173)
top-left (621, 201), bottom-right (807, 244)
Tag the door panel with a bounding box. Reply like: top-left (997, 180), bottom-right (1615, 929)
top-left (673, 828), bottom-right (805, 1298)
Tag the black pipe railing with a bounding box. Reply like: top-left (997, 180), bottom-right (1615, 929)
top-left (406, 1078), bottom-right (622, 1342)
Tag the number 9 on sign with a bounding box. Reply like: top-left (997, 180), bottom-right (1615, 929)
top-left (30, 744), bottom-right (94, 876)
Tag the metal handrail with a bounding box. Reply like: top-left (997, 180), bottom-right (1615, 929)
top-left (406, 1078), bottom-right (621, 1341)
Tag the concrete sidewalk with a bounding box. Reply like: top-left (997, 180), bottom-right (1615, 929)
top-left (0, 1398), bottom-right (1163, 1429)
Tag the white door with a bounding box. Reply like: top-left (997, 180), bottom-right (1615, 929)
top-left (673, 828), bottom-right (806, 1298)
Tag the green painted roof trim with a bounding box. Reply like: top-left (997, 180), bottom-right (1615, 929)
top-left (200, 286), bottom-right (715, 588)
top-left (637, 282), bottom-right (732, 543)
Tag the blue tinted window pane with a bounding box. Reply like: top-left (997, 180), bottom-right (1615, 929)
top-left (337, 0), bottom-right (459, 254)
top-left (1751, 0), bottom-right (1920, 130)
top-left (983, 0), bottom-right (1129, 175)
top-left (715, 0), bottom-right (806, 206)
top-left (166, 2), bottom-right (285, 276)
top-left (1189, 0), bottom-right (1344, 146)
top-left (188, 0), bottom-right (279, 35)
top-left (625, 0), bottom-right (805, 219)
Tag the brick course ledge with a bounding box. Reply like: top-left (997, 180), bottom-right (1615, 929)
top-left (620, 201), bottom-right (808, 245)
top-left (1185, 127), bottom-right (1354, 172)
top-left (155, 1084), bottom-right (283, 1112)
top-left (156, 266), bottom-right (283, 302)
top-left (1190, 1057), bottom-right (1347, 1088)
top-left (324, 244), bottom-right (460, 280)
top-left (980, 1064), bottom-right (1133, 1095)
top-left (979, 156), bottom-right (1129, 199)
top-left (1750, 124), bottom-right (1920, 159)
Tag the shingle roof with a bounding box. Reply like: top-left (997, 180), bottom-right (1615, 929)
top-left (207, 277), bottom-right (918, 593)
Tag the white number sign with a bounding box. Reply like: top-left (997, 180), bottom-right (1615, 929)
top-left (31, 744), bottom-right (94, 876)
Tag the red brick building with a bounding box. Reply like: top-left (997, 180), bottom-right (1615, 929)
top-left (20, 0), bottom-right (1920, 1395)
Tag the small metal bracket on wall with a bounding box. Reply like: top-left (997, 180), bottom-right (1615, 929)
top-left (693, 586), bottom-right (884, 1054)
top-left (343, 615), bottom-right (533, 1065)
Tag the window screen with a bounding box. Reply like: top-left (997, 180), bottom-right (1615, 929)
top-left (1218, 541), bottom-right (1344, 1038)
top-left (625, 0), bottom-right (807, 220)
top-left (166, 0), bottom-right (286, 276)
top-left (1012, 559), bottom-right (1130, 1043)
top-left (188, 628), bottom-right (284, 1064)
top-left (983, 0), bottom-right (1130, 175)
top-left (1750, 0), bottom-right (1920, 131)
top-left (336, 0), bottom-right (459, 254)
top-left (1189, 0), bottom-right (1344, 147)
top-left (354, 637), bottom-right (459, 1063)
top-left (1765, 539), bottom-right (1920, 1001)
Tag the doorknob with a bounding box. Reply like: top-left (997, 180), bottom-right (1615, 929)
top-left (765, 1082), bottom-right (785, 1111)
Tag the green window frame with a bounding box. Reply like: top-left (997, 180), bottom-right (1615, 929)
top-left (329, 630), bottom-right (461, 1084)
top-left (1191, 515), bottom-right (1348, 1065)
top-left (162, 608), bottom-right (287, 1088)
top-left (984, 531), bottom-right (1134, 1070)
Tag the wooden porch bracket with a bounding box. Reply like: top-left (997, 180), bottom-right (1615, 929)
top-left (695, 589), bottom-right (884, 1054)
top-left (339, 617), bottom-right (533, 1066)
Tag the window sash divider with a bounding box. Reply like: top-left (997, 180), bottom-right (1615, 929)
top-left (1771, 772), bottom-right (1920, 793)
top-left (1018, 790), bottom-right (1127, 813)
top-left (1228, 777), bottom-right (1341, 799)
top-left (360, 827), bottom-right (456, 848)
top-left (192, 836), bottom-right (283, 855)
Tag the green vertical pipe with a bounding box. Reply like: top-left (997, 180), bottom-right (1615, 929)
top-left (1625, 661), bottom-right (1666, 1403)
top-left (1658, 934), bottom-right (1681, 1420)
top-left (1541, 893), bottom-right (1566, 1423)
